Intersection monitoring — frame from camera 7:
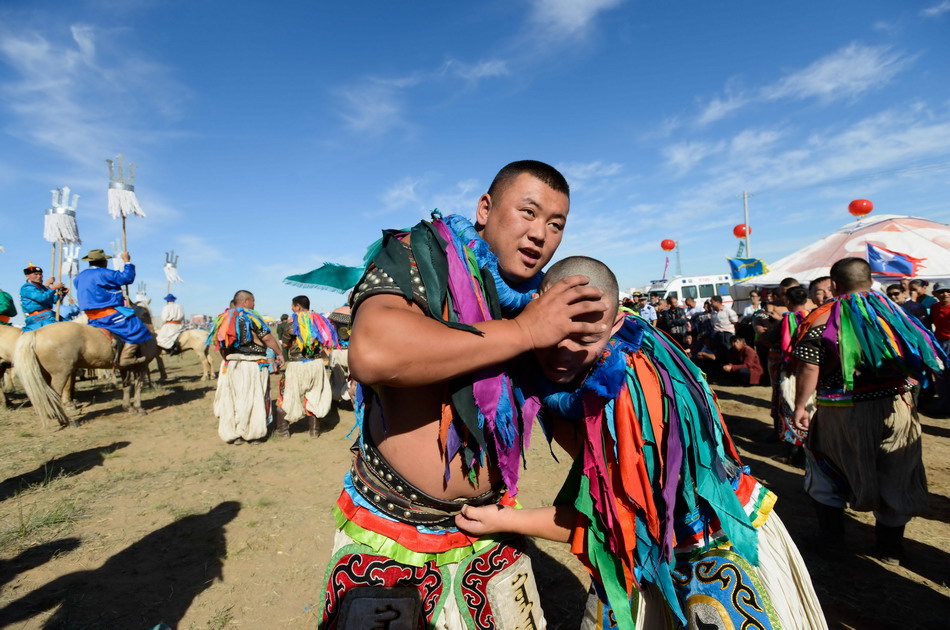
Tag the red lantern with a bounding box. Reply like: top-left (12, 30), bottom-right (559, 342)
top-left (733, 224), bottom-right (751, 238)
top-left (849, 199), bottom-right (873, 216)
top-left (660, 239), bottom-right (676, 251)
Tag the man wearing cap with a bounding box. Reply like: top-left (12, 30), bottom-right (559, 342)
top-left (0, 288), bottom-right (16, 325)
top-left (638, 293), bottom-right (657, 325)
top-left (20, 264), bottom-right (67, 331)
top-left (157, 293), bottom-right (186, 354)
top-left (74, 249), bottom-right (157, 367)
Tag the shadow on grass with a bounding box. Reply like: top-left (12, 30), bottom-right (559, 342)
top-left (714, 386), bottom-right (773, 411)
top-left (725, 412), bottom-right (950, 629)
top-left (74, 384), bottom-right (211, 424)
top-left (0, 538), bottom-right (81, 588)
top-left (524, 538), bottom-right (587, 630)
top-left (0, 442), bottom-right (131, 503)
top-left (920, 421), bottom-right (950, 439)
top-left (281, 404), bottom-right (352, 438)
top-left (0, 501), bottom-right (240, 629)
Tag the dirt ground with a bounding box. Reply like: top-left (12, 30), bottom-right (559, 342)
top-left (0, 352), bottom-right (947, 629)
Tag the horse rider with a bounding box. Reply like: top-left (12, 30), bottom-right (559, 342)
top-left (20, 263), bottom-right (67, 331)
top-left (157, 293), bottom-right (185, 354)
top-left (74, 249), bottom-right (157, 367)
top-left (0, 287), bottom-right (16, 325)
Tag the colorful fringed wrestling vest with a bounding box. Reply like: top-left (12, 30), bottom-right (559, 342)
top-left (544, 315), bottom-right (774, 629)
top-left (794, 291), bottom-right (947, 406)
top-left (779, 309), bottom-right (809, 364)
top-left (291, 310), bottom-right (340, 358)
top-left (355, 211), bottom-right (541, 495)
top-left (207, 307), bottom-right (269, 354)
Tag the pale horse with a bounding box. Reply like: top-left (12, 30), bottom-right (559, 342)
top-left (13, 321), bottom-right (159, 428)
top-left (156, 328), bottom-right (218, 381)
top-left (0, 325), bottom-right (21, 408)
top-left (72, 311), bottom-right (216, 382)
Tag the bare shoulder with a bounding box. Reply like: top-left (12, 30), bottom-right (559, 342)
top-left (352, 292), bottom-right (427, 325)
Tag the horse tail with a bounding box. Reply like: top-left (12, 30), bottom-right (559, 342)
top-left (13, 331), bottom-right (70, 428)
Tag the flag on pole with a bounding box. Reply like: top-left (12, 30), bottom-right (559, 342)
top-left (736, 240), bottom-right (745, 257)
top-left (662, 256), bottom-right (670, 280)
top-left (866, 243), bottom-right (925, 276)
top-left (44, 187), bottom-right (81, 244)
top-left (61, 244), bottom-right (80, 278)
top-left (284, 263), bottom-right (365, 293)
top-left (111, 239), bottom-right (125, 271)
top-left (164, 251), bottom-right (184, 283)
top-left (727, 257), bottom-right (769, 280)
top-left (106, 155), bottom-right (146, 218)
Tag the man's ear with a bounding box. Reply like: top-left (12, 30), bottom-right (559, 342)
top-left (610, 309), bottom-right (626, 336)
top-left (475, 193), bottom-right (492, 228)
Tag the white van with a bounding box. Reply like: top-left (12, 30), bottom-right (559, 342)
top-left (643, 274), bottom-right (734, 308)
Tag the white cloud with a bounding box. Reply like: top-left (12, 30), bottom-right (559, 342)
top-left (558, 160), bottom-right (622, 183)
top-left (697, 89), bottom-right (750, 125)
top-left (696, 43), bottom-right (913, 125)
top-left (443, 59), bottom-right (510, 81)
top-left (381, 177), bottom-right (422, 209)
top-left (337, 81), bottom-right (407, 136)
top-left (0, 23), bottom-right (188, 174)
top-left (662, 140), bottom-right (725, 175)
top-left (730, 129), bottom-right (783, 155)
top-left (174, 234), bottom-right (228, 265)
top-left (335, 58), bottom-right (509, 137)
top-left (431, 178), bottom-right (480, 216)
top-left (920, 1), bottom-right (950, 17)
top-left (761, 43), bottom-right (912, 103)
top-left (528, 0), bottom-right (626, 38)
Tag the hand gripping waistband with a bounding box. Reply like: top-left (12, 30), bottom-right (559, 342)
top-left (351, 438), bottom-right (505, 529)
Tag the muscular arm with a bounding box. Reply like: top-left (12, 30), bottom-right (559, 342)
top-left (349, 275), bottom-right (606, 387)
top-left (792, 362), bottom-right (820, 431)
top-left (260, 332), bottom-right (285, 367)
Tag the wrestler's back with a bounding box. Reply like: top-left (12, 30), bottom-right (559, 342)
top-left (367, 384), bottom-right (502, 500)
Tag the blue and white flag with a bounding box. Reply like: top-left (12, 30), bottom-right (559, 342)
top-left (727, 257), bottom-right (769, 280)
top-left (866, 243), bottom-right (925, 277)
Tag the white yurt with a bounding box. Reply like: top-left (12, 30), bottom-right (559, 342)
top-left (739, 215), bottom-right (950, 287)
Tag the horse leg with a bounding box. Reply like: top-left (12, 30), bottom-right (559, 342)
top-left (197, 347), bottom-right (211, 381)
top-left (0, 364), bottom-right (8, 409)
top-left (50, 371), bottom-right (79, 428)
top-left (62, 371), bottom-right (79, 416)
top-left (155, 355), bottom-right (167, 382)
top-left (121, 368), bottom-right (132, 412)
top-left (133, 368), bottom-right (147, 416)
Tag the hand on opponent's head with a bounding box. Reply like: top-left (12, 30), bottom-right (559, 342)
top-left (514, 274), bottom-right (606, 351)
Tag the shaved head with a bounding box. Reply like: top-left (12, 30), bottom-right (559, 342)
top-left (535, 255), bottom-right (625, 385)
top-left (233, 290), bottom-right (254, 307)
top-left (830, 257), bottom-right (872, 294)
top-left (541, 256), bottom-right (619, 317)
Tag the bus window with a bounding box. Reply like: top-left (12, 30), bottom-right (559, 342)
top-left (681, 285), bottom-right (698, 299)
top-left (717, 283), bottom-right (731, 296)
top-left (699, 284), bottom-right (715, 298)
top-left (667, 291), bottom-right (678, 300)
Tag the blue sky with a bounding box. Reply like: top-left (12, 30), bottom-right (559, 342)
top-left (1, 0), bottom-right (949, 320)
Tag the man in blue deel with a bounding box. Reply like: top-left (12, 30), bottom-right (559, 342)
top-left (74, 248), bottom-right (158, 367)
top-left (20, 264), bottom-right (67, 331)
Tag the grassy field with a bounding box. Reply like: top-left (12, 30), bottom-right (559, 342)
top-left (0, 352), bottom-right (947, 629)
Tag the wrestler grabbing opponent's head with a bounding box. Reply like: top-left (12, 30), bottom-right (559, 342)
top-left (534, 256), bottom-right (626, 385)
